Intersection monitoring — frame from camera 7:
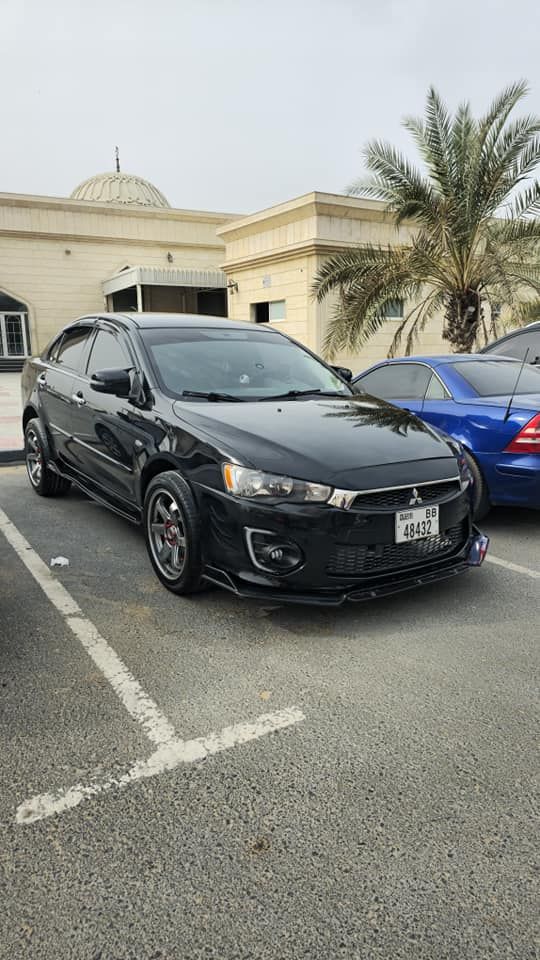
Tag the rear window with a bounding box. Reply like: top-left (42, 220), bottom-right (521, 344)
top-left (449, 360), bottom-right (540, 396)
top-left (482, 328), bottom-right (540, 363)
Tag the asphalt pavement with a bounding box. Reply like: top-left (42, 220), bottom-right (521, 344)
top-left (0, 464), bottom-right (538, 960)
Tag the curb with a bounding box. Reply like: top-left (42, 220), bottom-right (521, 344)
top-left (0, 448), bottom-right (24, 465)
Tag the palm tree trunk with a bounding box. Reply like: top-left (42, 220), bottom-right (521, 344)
top-left (443, 291), bottom-right (482, 352)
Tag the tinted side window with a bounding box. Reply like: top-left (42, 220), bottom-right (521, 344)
top-left (485, 330), bottom-right (540, 363)
top-left (55, 328), bottom-right (92, 372)
top-left (425, 373), bottom-right (449, 400)
top-left (359, 364), bottom-right (432, 400)
top-left (45, 335), bottom-right (63, 362)
top-left (86, 330), bottom-right (129, 376)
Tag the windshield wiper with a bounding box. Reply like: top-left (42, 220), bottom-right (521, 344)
top-left (181, 390), bottom-right (245, 402)
top-left (258, 388), bottom-right (347, 401)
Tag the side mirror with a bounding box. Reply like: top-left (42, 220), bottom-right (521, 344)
top-left (90, 368), bottom-right (131, 397)
top-left (331, 365), bottom-right (353, 382)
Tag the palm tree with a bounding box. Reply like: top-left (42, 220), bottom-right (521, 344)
top-left (517, 299), bottom-right (540, 323)
top-left (313, 82), bottom-right (540, 357)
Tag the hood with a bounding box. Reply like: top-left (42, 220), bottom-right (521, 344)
top-left (173, 395), bottom-right (458, 488)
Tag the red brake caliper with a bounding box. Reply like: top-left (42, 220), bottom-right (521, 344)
top-left (164, 518), bottom-right (177, 545)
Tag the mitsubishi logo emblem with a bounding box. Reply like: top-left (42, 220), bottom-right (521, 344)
top-left (409, 487), bottom-right (423, 505)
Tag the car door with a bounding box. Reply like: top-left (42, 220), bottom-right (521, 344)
top-left (355, 362), bottom-right (433, 415)
top-left (69, 324), bottom-right (141, 502)
top-left (38, 325), bottom-right (94, 464)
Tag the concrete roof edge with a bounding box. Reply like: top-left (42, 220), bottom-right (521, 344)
top-left (216, 191), bottom-right (389, 238)
top-left (0, 191), bottom-right (242, 224)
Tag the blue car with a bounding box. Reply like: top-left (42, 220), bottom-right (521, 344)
top-left (353, 355), bottom-right (540, 517)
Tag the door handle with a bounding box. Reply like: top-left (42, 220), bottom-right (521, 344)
top-left (71, 391), bottom-right (86, 407)
top-left (37, 373), bottom-right (47, 387)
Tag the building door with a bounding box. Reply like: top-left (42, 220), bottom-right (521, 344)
top-left (0, 312), bottom-right (30, 358)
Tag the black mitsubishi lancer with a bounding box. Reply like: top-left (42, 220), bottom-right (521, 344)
top-left (21, 313), bottom-right (489, 605)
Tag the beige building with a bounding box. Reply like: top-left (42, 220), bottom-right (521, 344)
top-left (0, 170), bottom-right (446, 375)
top-left (0, 172), bottom-right (237, 372)
top-left (218, 191), bottom-right (448, 369)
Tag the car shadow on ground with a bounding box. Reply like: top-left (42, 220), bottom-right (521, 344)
top-left (483, 504), bottom-right (539, 532)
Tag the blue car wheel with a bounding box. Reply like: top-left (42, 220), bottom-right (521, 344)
top-left (464, 450), bottom-right (490, 520)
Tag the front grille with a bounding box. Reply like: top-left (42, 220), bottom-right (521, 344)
top-left (351, 480), bottom-right (460, 510)
top-left (326, 521), bottom-right (467, 577)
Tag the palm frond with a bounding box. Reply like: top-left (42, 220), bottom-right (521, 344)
top-left (349, 141), bottom-right (438, 226)
top-left (321, 81), bottom-right (540, 357)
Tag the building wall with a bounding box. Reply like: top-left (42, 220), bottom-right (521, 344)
top-left (225, 254), bottom-right (316, 349)
top-left (220, 192), bottom-right (447, 371)
top-left (0, 188), bottom-right (452, 367)
top-left (0, 193), bottom-right (233, 353)
top-left (313, 261), bottom-right (448, 375)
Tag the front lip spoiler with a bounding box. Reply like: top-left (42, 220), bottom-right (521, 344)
top-left (203, 528), bottom-right (489, 607)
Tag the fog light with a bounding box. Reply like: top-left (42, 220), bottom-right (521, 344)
top-left (245, 528), bottom-right (304, 574)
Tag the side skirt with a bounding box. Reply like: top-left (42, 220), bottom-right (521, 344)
top-left (48, 460), bottom-right (142, 525)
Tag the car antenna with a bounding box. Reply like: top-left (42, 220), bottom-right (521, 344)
top-left (503, 347), bottom-right (530, 421)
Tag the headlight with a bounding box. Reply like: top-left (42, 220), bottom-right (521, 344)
top-left (222, 463), bottom-right (332, 502)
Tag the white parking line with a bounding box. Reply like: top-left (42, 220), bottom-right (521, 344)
top-left (486, 554), bottom-right (540, 580)
top-left (16, 707), bottom-right (304, 825)
top-left (0, 507), bottom-right (305, 823)
top-left (0, 507), bottom-right (177, 746)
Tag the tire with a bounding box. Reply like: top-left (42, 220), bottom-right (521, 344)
top-left (143, 470), bottom-right (206, 595)
top-left (464, 450), bottom-right (490, 521)
top-left (24, 418), bottom-right (71, 498)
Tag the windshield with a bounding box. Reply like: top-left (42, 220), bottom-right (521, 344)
top-left (140, 326), bottom-right (351, 400)
top-left (449, 359), bottom-right (540, 396)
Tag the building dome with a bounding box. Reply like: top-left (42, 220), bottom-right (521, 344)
top-left (70, 171), bottom-right (170, 207)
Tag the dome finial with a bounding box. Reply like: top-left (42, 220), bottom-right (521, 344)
top-left (115, 146), bottom-right (120, 173)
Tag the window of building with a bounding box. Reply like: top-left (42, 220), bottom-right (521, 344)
top-left (251, 300), bottom-right (286, 324)
top-left (54, 327), bottom-right (93, 372)
top-left (358, 362), bottom-right (432, 400)
top-left (86, 329), bottom-right (130, 376)
top-left (384, 299), bottom-right (404, 319)
top-left (0, 292), bottom-right (31, 358)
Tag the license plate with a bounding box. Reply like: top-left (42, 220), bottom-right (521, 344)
top-left (395, 505), bottom-right (439, 543)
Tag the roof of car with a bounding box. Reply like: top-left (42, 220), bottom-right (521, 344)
top-left (359, 354), bottom-right (520, 370)
top-left (484, 321), bottom-right (540, 342)
top-left (75, 312), bottom-right (277, 332)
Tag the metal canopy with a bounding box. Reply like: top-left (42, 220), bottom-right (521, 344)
top-left (102, 266), bottom-right (227, 296)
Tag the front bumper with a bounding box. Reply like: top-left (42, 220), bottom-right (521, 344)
top-left (198, 484), bottom-right (488, 606)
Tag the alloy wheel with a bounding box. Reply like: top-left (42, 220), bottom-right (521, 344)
top-left (147, 490), bottom-right (187, 580)
top-left (26, 429), bottom-right (43, 487)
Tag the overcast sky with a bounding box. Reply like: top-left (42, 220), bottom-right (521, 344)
top-left (2, 0), bottom-right (539, 214)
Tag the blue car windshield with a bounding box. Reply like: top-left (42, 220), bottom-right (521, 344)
top-left (141, 327), bottom-right (351, 400)
top-left (450, 360), bottom-right (540, 396)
